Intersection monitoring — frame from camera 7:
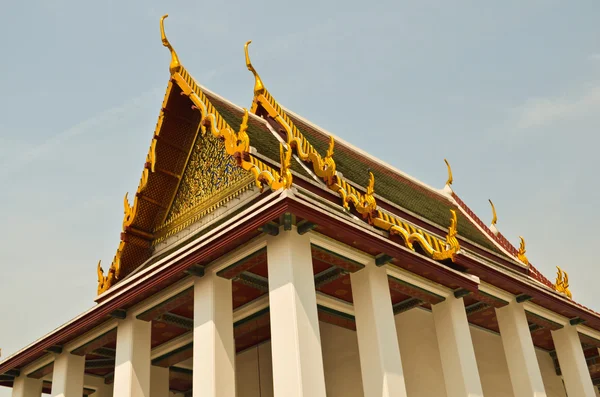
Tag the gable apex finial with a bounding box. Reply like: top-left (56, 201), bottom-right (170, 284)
top-left (245, 41), bottom-right (265, 96)
top-left (160, 14), bottom-right (181, 75)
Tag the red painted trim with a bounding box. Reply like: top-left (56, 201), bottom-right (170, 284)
top-left (453, 253), bottom-right (600, 330)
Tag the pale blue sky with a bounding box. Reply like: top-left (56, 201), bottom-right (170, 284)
top-left (1, 0), bottom-right (599, 392)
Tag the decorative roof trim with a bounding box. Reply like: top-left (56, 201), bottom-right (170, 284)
top-left (97, 18), bottom-right (293, 295)
top-left (244, 41), bottom-right (459, 262)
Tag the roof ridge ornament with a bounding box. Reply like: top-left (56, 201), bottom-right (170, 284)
top-left (443, 159), bottom-right (453, 194)
top-left (517, 236), bottom-right (529, 266)
top-left (489, 199), bottom-right (499, 236)
top-left (245, 41), bottom-right (265, 96)
top-left (160, 14), bottom-right (182, 75)
top-left (555, 266), bottom-right (572, 299)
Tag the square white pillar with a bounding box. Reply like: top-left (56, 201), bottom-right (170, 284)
top-left (432, 294), bottom-right (484, 397)
top-left (552, 325), bottom-right (596, 397)
top-left (12, 376), bottom-right (43, 397)
top-left (51, 353), bottom-right (85, 397)
top-left (350, 263), bottom-right (408, 397)
top-left (266, 230), bottom-right (327, 397)
top-left (113, 315), bottom-right (152, 397)
top-left (193, 272), bottom-right (236, 397)
top-left (150, 366), bottom-right (170, 397)
top-left (496, 301), bottom-right (547, 397)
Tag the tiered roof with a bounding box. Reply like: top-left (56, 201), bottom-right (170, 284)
top-left (97, 15), bottom-right (571, 306)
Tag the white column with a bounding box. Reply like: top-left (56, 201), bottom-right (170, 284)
top-left (350, 263), bottom-right (408, 397)
top-left (113, 315), bottom-right (152, 397)
top-left (193, 272), bottom-right (236, 397)
top-left (496, 301), bottom-right (547, 397)
top-left (266, 230), bottom-right (327, 397)
top-left (51, 353), bottom-right (85, 397)
top-left (432, 294), bottom-right (483, 397)
top-left (150, 366), bottom-right (169, 397)
top-left (552, 325), bottom-right (596, 397)
top-left (12, 376), bottom-right (42, 397)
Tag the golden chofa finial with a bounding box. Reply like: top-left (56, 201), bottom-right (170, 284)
top-left (489, 199), bottom-right (499, 236)
top-left (517, 236), bottom-right (529, 266)
top-left (245, 41), bottom-right (265, 96)
top-left (160, 14), bottom-right (182, 75)
top-left (442, 159), bottom-right (453, 194)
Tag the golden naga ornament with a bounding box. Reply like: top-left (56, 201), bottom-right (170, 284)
top-left (160, 14), bottom-right (181, 75)
top-left (244, 40), bottom-right (337, 185)
top-left (517, 236), bottom-right (529, 266)
top-left (554, 266), bottom-right (572, 299)
top-left (244, 40), bottom-right (462, 263)
top-left (444, 158), bottom-right (453, 186)
top-left (97, 242), bottom-right (123, 295)
top-left (489, 199), bottom-right (499, 236)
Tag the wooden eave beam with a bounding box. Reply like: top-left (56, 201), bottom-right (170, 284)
top-left (217, 248), bottom-right (267, 280)
top-left (453, 252), bottom-right (600, 329)
top-left (393, 297), bottom-right (423, 314)
top-left (152, 342), bottom-right (194, 368)
top-left (311, 244), bottom-right (364, 273)
top-left (93, 347), bottom-right (116, 358)
top-left (233, 272), bottom-right (269, 292)
top-left (388, 275), bottom-right (445, 305)
top-left (85, 359), bottom-right (115, 370)
top-left (465, 301), bottom-right (490, 317)
top-left (470, 290), bottom-right (508, 309)
top-left (314, 267), bottom-right (348, 289)
top-left (136, 288), bottom-right (193, 322)
top-left (156, 313), bottom-right (193, 331)
top-left (525, 310), bottom-right (563, 331)
top-left (71, 329), bottom-right (118, 357)
top-left (27, 362), bottom-right (53, 379)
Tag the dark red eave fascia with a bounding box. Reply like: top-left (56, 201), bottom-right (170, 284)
top-left (0, 195), bottom-right (290, 375)
top-left (286, 197), bottom-right (479, 293)
top-left (293, 175), bottom-right (527, 274)
top-left (453, 253), bottom-right (600, 330)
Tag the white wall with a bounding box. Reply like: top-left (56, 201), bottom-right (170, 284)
top-left (233, 310), bottom-right (570, 397)
top-left (395, 308), bottom-right (447, 397)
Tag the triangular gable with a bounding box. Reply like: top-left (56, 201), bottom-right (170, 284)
top-left (97, 16), bottom-right (293, 295)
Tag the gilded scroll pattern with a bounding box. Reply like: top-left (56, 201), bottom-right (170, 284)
top-left (163, 127), bottom-right (249, 227)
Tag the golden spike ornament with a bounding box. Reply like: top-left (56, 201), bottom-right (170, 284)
top-left (517, 236), bottom-right (529, 266)
top-left (160, 14), bottom-right (182, 75)
top-left (244, 41), bottom-right (265, 97)
top-left (554, 266), bottom-right (572, 299)
top-left (444, 159), bottom-right (453, 186)
top-left (489, 199), bottom-right (499, 236)
top-left (489, 199), bottom-right (497, 226)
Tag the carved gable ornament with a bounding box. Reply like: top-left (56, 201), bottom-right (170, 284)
top-left (153, 129), bottom-right (253, 243)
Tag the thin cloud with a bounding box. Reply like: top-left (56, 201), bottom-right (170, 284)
top-left (514, 84), bottom-right (600, 129)
top-left (0, 88), bottom-right (161, 180)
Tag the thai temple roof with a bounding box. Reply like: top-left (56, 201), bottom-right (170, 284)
top-left (92, 15), bottom-right (574, 304)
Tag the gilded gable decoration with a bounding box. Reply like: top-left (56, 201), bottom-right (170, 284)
top-left (517, 236), bottom-right (529, 266)
top-left (554, 266), bottom-right (572, 299)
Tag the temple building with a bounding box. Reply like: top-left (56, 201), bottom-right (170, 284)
top-left (3, 14), bottom-right (600, 397)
